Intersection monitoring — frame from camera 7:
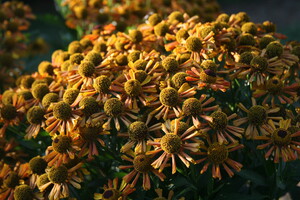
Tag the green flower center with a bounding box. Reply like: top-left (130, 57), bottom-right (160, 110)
top-left (133, 154), bottom-right (152, 173)
top-left (48, 166), bottom-right (68, 184)
top-left (159, 87), bottom-right (179, 107)
top-left (207, 143), bottom-right (228, 164)
top-left (161, 134), bottom-right (182, 154)
top-left (247, 105), bottom-right (267, 126)
top-left (209, 111), bottom-right (228, 130)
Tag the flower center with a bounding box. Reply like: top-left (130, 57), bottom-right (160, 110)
top-left (209, 111), bottom-right (228, 130)
top-left (133, 154), bottom-right (152, 173)
top-left (94, 75), bottom-right (111, 93)
top-left (134, 70), bottom-right (147, 83)
top-left (207, 143), bottom-right (228, 164)
top-left (162, 57), bottom-right (179, 72)
top-left (182, 98), bottom-right (202, 116)
top-left (78, 61), bottom-right (95, 77)
top-left (37, 173), bottom-right (49, 188)
top-left (186, 36), bottom-right (202, 52)
top-left (79, 97), bottom-right (100, 116)
top-left (102, 188), bottom-right (120, 200)
top-left (250, 56), bottom-right (268, 72)
top-left (104, 98), bottom-right (124, 117)
top-left (32, 84), bottom-right (50, 100)
top-left (14, 185), bottom-right (33, 200)
top-left (161, 134), bottom-right (182, 154)
top-left (128, 121), bottom-right (148, 141)
top-left (247, 105), bottom-right (267, 126)
top-left (52, 136), bottom-right (72, 153)
top-left (53, 101), bottom-right (72, 120)
top-left (124, 79), bottom-right (142, 97)
top-left (170, 120), bottom-right (189, 135)
top-left (27, 106), bottom-right (45, 124)
top-left (29, 156), bottom-right (47, 175)
top-left (199, 69), bottom-right (217, 83)
top-left (272, 128), bottom-right (291, 146)
top-left (172, 72), bottom-right (187, 89)
top-left (1, 104), bottom-right (17, 120)
top-left (48, 166), bottom-right (68, 184)
top-left (159, 87), bottom-right (179, 107)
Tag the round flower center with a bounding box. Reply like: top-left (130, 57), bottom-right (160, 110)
top-left (159, 87), bottom-right (179, 107)
top-left (52, 136), bottom-right (71, 153)
top-left (1, 104), bottom-right (17, 120)
top-left (247, 105), bottom-right (267, 126)
top-left (207, 143), bottom-right (228, 164)
top-left (133, 154), bottom-right (152, 173)
top-left (4, 172), bottom-right (19, 188)
top-left (79, 126), bottom-right (101, 141)
top-left (63, 88), bottom-right (79, 105)
top-left (32, 84), bottom-right (50, 100)
top-left (162, 57), bottom-right (179, 72)
top-left (161, 134), bottom-right (182, 154)
top-left (182, 98), bottom-right (202, 116)
top-left (186, 36), bottom-right (202, 52)
top-left (78, 61), bottom-right (95, 77)
top-left (14, 185), bottom-right (33, 200)
top-left (48, 166), bottom-right (68, 184)
top-left (37, 173), bottom-right (49, 188)
top-left (79, 97), bottom-right (100, 116)
top-left (94, 75), bottom-right (111, 93)
top-left (42, 93), bottom-right (59, 108)
top-left (209, 111), bottom-right (228, 130)
top-left (134, 70), bottom-right (147, 83)
top-left (53, 101), bottom-right (72, 120)
top-left (199, 69), bottom-right (217, 83)
top-left (129, 30), bottom-right (143, 43)
top-left (102, 188), bottom-right (120, 200)
top-left (104, 98), bottom-right (124, 117)
top-left (128, 121), bottom-right (148, 141)
top-left (133, 59), bottom-right (147, 70)
top-left (266, 77), bottom-right (283, 95)
top-left (124, 79), bottom-right (142, 97)
top-left (250, 56), bottom-right (268, 72)
top-left (27, 106), bottom-right (45, 124)
top-left (272, 129), bottom-right (291, 146)
top-left (172, 72), bottom-right (187, 89)
top-left (29, 156), bottom-right (47, 175)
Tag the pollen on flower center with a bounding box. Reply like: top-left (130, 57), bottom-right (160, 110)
top-left (53, 101), bottom-right (72, 120)
top-left (133, 154), bottom-right (152, 173)
top-left (124, 79), bottom-right (142, 97)
top-left (27, 106), bottom-right (45, 124)
top-left (128, 121), bottom-right (148, 141)
top-left (94, 75), bottom-right (111, 94)
top-left (272, 128), bottom-right (291, 146)
top-left (14, 184), bottom-right (33, 200)
top-left (199, 69), bottom-right (217, 83)
top-left (104, 98), bottom-right (124, 117)
top-left (159, 87), bottom-right (179, 107)
top-left (161, 134), bottom-right (182, 154)
top-left (247, 105), bottom-right (267, 126)
top-left (266, 77), bottom-right (283, 94)
top-left (1, 104), bottom-right (17, 120)
top-left (182, 98), bottom-right (202, 116)
top-left (29, 156), bottom-right (47, 175)
top-left (209, 111), bottom-right (228, 130)
top-left (48, 166), bottom-right (68, 184)
top-left (52, 135), bottom-right (72, 153)
top-left (207, 143), bottom-right (228, 164)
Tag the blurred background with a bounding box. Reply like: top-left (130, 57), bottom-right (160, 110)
top-left (3, 0), bottom-right (300, 72)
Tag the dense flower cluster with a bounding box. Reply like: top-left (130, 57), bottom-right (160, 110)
top-left (1, 7), bottom-right (300, 200)
top-left (58, 0), bottom-right (220, 35)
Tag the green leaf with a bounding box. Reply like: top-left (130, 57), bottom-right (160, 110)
top-left (236, 169), bottom-right (267, 186)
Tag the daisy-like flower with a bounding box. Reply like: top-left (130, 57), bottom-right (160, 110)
top-left (75, 123), bottom-right (110, 160)
top-left (25, 105), bottom-right (45, 139)
top-left (94, 177), bottom-right (135, 200)
top-left (253, 76), bottom-right (299, 106)
top-left (147, 118), bottom-right (201, 174)
top-left (44, 135), bottom-right (80, 167)
top-left (90, 97), bottom-right (138, 131)
top-left (0, 163), bottom-right (31, 200)
top-left (186, 66), bottom-right (230, 92)
top-left (254, 119), bottom-right (300, 163)
top-left (38, 164), bottom-right (82, 200)
top-left (234, 98), bottom-right (282, 139)
top-left (118, 120), bottom-right (161, 153)
top-left (28, 156), bottom-right (48, 188)
top-left (181, 94), bottom-right (218, 123)
top-left (44, 101), bottom-right (81, 135)
top-left (110, 69), bottom-right (158, 110)
top-left (119, 150), bottom-right (165, 190)
top-left (0, 94), bottom-right (25, 137)
top-left (0, 138), bottom-right (26, 163)
top-left (194, 137), bottom-right (244, 180)
top-left (202, 109), bottom-right (244, 143)
top-left (148, 83), bottom-right (196, 121)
